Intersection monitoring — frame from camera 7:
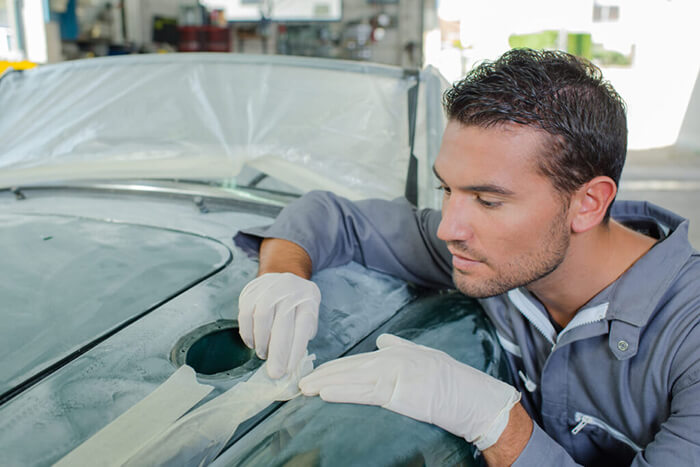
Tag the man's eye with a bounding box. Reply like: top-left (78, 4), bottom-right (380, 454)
top-left (475, 195), bottom-right (501, 208)
top-left (436, 185), bottom-right (452, 196)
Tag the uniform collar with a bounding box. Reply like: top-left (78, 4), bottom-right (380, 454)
top-left (599, 200), bottom-right (695, 328)
top-left (503, 201), bottom-right (695, 357)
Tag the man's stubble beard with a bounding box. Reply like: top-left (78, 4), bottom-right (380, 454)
top-left (451, 206), bottom-right (571, 298)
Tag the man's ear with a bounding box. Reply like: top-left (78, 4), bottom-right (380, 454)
top-left (570, 176), bottom-right (617, 233)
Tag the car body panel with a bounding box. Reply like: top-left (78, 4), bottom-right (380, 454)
top-left (0, 186), bottom-right (417, 466)
top-left (215, 292), bottom-right (509, 467)
top-left (0, 54), bottom-right (506, 467)
top-left (0, 212), bottom-right (230, 399)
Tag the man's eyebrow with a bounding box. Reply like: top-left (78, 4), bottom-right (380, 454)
top-left (463, 184), bottom-right (516, 196)
top-left (432, 165), bottom-right (446, 183)
top-left (432, 165), bottom-right (515, 196)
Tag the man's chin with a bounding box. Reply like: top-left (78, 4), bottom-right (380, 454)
top-left (452, 272), bottom-right (511, 299)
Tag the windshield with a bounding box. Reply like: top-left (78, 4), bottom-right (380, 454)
top-left (0, 54), bottom-right (446, 205)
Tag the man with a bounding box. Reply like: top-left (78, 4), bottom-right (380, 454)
top-left (234, 49), bottom-right (700, 465)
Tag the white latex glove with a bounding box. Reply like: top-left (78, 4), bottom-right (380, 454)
top-left (299, 333), bottom-right (521, 451)
top-left (238, 273), bottom-right (321, 379)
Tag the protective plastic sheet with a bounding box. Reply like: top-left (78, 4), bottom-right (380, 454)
top-left (0, 54), bottom-right (437, 201)
top-left (415, 66), bottom-right (450, 209)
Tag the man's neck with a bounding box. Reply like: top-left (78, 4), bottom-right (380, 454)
top-left (526, 220), bottom-right (657, 329)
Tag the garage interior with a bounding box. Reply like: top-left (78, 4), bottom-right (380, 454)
top-left (2, 0), bottom-right (697, 246)
top-left (2, 1), bottom-right (700, 466)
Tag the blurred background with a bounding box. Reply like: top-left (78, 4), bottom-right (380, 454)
top-left (2, 0), bottom-right (699, 243)
top-left (2, 0), bottom-right (698, 153)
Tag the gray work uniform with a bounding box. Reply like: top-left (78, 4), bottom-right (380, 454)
top-left (235, 191), bottom-right (700, 466)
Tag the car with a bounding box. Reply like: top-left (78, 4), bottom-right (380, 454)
top-left (0, 53), bottom-right (510, 466)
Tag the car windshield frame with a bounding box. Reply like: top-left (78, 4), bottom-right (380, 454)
top-left (0, 53), bottom-right (447, 208)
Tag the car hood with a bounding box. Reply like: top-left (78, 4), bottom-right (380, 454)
top-left (0, 212), bottom-right (231, 400)
top-left (0, 54), bottom-right (447, 206)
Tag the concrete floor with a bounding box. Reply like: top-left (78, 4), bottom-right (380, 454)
top-left (619, 147), bottom-right (700, 248)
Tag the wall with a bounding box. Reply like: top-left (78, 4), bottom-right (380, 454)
top-left (120, 0), bottom-right (423, 67)
top-left (124, 0), bottom-right (198, 47)
top-left (341, 0), bottom-right (422, 67)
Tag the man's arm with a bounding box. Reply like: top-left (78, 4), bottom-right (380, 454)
top-left (235, 191), bottom-right (453, 378)
top-left (257, 238), bottom-right (312, 279)
top-left (482, 403), bottom-right (533, 466)
top-left (630, 324), bottom-right (700, 466)
top-left (238, 192), bottom-right (567, 465)
top-left (235, 190), bottom-right (453, 288)
top-left (298, 333), bottom-right (535, 465)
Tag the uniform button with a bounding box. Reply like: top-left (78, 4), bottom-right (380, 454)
top-left (617, 340), bottom-right (629, 351)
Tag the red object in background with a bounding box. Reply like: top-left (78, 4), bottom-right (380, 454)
top-left (205, 26), bottom-right (230, 52)
top-left (178, 26), bottom-right (231, 52)
top-left (178, 26), bottom-right (203, 52)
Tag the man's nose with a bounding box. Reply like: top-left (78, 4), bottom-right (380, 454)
top-left (437, 196), bottom-right (474, 242)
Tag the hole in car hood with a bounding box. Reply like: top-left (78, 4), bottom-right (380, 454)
top-left (171, 320), bottom-right (260, 379)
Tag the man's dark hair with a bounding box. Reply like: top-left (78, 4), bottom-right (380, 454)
top-left (443, 48), bottom-right (627, 220)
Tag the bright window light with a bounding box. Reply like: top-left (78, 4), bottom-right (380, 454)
top-left (22, 0), bottom-right (47, 63)
top-left (428, 0), bottom-right (700, 151)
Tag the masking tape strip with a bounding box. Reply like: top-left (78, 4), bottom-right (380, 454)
top-left (55, 365), bottom-right (213, 467)
top-left (124, 354), bottom-right (315, 467)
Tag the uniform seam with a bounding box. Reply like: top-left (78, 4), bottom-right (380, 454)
top-left (669, 319), bottom-right (700, 395)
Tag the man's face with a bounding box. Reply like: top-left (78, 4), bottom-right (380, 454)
top-left (434, 121), bottom-right (571, 298)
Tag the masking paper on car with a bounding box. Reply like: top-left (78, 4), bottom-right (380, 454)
top-left (55, 355), bottom-right (313, 467)
top-left (123, 353), bottom-right (315, 467)
top-left (54, 365), bottom-right (213, 467)
top-left (0, 54), bottom-right (446, 205)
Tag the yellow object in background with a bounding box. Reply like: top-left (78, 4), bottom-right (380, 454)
top-left (0, 61), bottom-right (38, 76)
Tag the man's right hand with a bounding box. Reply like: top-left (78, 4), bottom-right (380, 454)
top-left (238, 272), bottom-right (321, 379)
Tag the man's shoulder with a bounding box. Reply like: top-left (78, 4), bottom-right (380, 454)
top-left (663, 250), bottom-right (700, 301)
top-left (650, 253), bottom-right (700, 391)
top-left (610, 199), bottom-right (697, 315)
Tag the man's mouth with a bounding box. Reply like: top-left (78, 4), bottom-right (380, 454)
top-left (448, 249), bottom-right (484, 270)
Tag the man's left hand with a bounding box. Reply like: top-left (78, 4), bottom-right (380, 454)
top-left (299, 333), bottom-right (521, 451)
